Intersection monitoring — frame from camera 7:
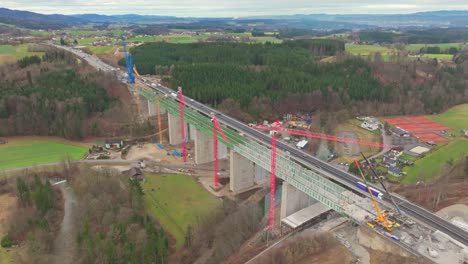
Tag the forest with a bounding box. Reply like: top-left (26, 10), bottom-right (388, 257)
top-left (407, 28), bottom-right (468, 43)
top-left (0, 50), bottom-right (117, 139)
top-left (127, 41), bottom-right (383, 108)
top-left (128, 40), bottom-right (468, 124)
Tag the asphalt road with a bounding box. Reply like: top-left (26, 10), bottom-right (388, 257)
top-left (148, 79), bottom-right (468, 246)
top-left (49, 43), bottom-right (468, 246)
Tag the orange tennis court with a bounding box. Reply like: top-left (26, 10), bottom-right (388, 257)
top-left (383, 116), bottom-right (450, 142)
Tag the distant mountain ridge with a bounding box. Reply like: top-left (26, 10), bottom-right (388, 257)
top-left (0, 7), bottom-right (85, 29)
top-left (71, 13), bottom-right (187, 23)
top-left (0, 7), bottom-right (468, 29)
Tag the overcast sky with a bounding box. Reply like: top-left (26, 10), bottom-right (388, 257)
top-left (2, 0), bottom-right (468, 17)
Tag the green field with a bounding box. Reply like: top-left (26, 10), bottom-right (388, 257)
top-left (65, 29), bottom-right (124, 37)
top-left (142, 173), bottom-right (220, 249)
top-left (402, 139), bottom-right (468, 184)
top-left (0, 138), bottom-right (88, 171)
top-left (423, 54), bottom-right (454, 60)
top-left (427, 104), bottom-right (468, 132)
top-left (29, 30), bottom-right (50, 36)
top-left (88, 45), bottom-right (114, 54)
top-left (405, 43), bottom-right (468, 53)
top-left (127, 32), bottom-right (281, 44)
top-left (346, 44), bottom-right (394, 55)
top-left (401, 104), bottom-right (468, 184)
top-left (0, 247), bottom-right (15, 263)
top-left (0, 44), bottom-right (44, 64)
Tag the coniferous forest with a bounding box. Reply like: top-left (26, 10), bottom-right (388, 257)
top-left (0, 50), bottom-right (117, 139)
top-left (126, 40), bottom-right (467, 121)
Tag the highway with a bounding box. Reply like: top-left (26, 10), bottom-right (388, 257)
top-left (148, 80), bottom-right (468, 246)
top-left (49, 43), bottom-right (468, 246)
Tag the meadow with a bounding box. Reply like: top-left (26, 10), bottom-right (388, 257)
top-left (0, 138), bottom-right (89, 171)
top-left (142, 173), bottom-right (220, 249)
top-left (402, 103), bottom-right (468, 184)
top-left (0, 44), bottom-right (45, 64)
top-left (405, 43), bottom-right (468, 53)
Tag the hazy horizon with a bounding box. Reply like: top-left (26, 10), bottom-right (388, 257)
top-left (2, 1), bottom-right (468, 17)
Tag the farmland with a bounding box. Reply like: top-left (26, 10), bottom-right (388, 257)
top-left (0, 138), bottom-right (89, 171)
top-left (142, 173), bottom-right (220, 249)
top-left (0, 44), bottom-right (45, 64)
top-left (402, 139), bottom-right (468, 184)
top-left (405, 43), bottom-right (468, 53)
top-left (422, 54), bottom-right (454, 60)
top-left (345, 44), bottom-right (394, 56)
top-left (88, 45), bottom-right (114, 54)
top-left (128, 32), bottom-right (282, 44)
top-left (401, 104), bottom-right (468, 184)
top-left (426, 104), bottom-right (468, 131)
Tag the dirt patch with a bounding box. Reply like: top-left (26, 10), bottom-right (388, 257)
top-left (436, 204), bottom-right (468, 222)
top-left (297, 245), bottom-right (356, 264)
top-left (334, 122), bottom-right (380, 162)
top-left (125, 143), bottom-right (183, 164)
top-left (369, 249), bottom-right (427, 264)
top-left (0, 194), bottom-right (16, 236)
top-left (337, 131), bottom-right (360, 156)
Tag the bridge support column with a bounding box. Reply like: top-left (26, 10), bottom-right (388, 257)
top-left (168, 113), bottom-right (182, 145)
top-left (230, 151), bottom-right (255, 193)
top-left (280, 182), bottom-right (315, 219)
top-left (194, 129), bottom-right (214, 164)
top-left (254, 165), bottom-right (268, 185)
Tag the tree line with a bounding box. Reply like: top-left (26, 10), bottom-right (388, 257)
top-left (71, 166), bottom-right (169, 264)
top-left (0, 50), bottom-right (116, 139)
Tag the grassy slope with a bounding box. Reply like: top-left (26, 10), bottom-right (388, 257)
top-left (406, 43), bottom-right (468, 53)
top-left (402, 139), bottom-right (468, 184)
top-left (0, 248), bottom-right (15, 263)
top-left (402, 104), bottom-right (468, 184)
top-left (426, 104), bottom-right (468, 132)
top-left (128, 32), bottom-right (282, 44)
top-left (334, 120), bottom-right (381, 163)
top-left (143, 173), bottom-right (220, 249)
top-left (423, 54), bottom-right (454, 60)
top-left (88, 45), bottom-right (114, 54)
top-left (346, 44), bottom-right (394, 55)
top-left (0, 138), bottom-right (88, 171)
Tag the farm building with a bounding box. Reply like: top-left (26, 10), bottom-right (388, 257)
top-left (105, 139), bottom-right (124, 149)
top-left (360, 121), bottom-right (379, 131)
top-left (462, 129), bottom-right (468, 138)
top-left (390, 127), bottom-right (410, 137)
top-left (125, 167), bottom-right (145, 181)
top-left (388, 166), bottom-right (403, 177)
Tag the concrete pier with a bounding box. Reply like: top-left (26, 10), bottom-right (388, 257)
top-left (280, 182), bottom-right (315, 219)
top-left (194, 129), bottom-right (214, 164)
top-left (168, 113), bottom-right (182, 145)
top-left (229, 151), bottom-right (255, 193)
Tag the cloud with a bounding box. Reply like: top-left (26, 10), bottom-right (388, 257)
top-left (3, 0), bottom-right (468, 17)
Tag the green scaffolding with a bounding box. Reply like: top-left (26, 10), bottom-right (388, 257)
top-left (139, 89), bottom-right (355, 217)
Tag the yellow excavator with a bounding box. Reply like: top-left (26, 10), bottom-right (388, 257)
top-left (354, 160), bottom-right (395, 231)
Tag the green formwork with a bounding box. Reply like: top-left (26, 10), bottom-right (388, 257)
top-left (139, 89), bottom-right (355, 218)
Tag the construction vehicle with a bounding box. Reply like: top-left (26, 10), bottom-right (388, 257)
top-left (361, 153), bottom-right (412, 227)
top-left (288, 121), bottom-right (311, 130)
top-left (354, 160), bottom-right (396, 231)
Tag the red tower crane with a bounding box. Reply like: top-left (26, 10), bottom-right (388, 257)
top-left (178, 87), bottom-right (187, 162)
top-left (211, 113), bottom-right (229, 187)
top-left (252, 122), bottom-right (393, 232)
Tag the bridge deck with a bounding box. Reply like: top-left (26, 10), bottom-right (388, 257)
top-left (281, 203), bottom-right (331, 229)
